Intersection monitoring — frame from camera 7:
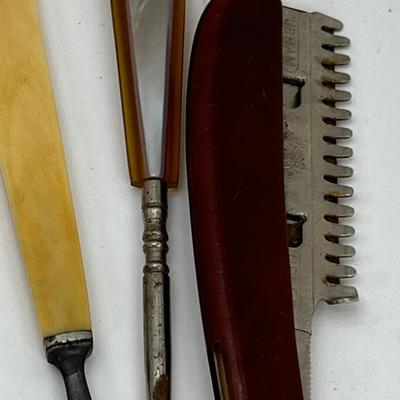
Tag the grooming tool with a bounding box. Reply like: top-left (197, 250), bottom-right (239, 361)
top-left (0, 2), bottom-right (93, 399)
top-left (187, 1), bottom-right (303, 398)
top-left (283, 7), bottom-right (357, 398)
top-left (187, 1), bottom-right (357, 399)
top-left (111, 1), bottom-right (185, 399)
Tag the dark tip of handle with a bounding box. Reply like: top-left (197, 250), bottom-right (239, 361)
top-left (46, 338), bottom-right (93, 400)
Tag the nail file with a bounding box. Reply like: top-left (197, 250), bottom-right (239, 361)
top-left (0, 2), bottom-right (93, 399)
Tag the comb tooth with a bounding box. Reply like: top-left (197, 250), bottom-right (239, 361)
top-left (321, 52), bottom-right (351, 66)
top-left (322, 33), bottom-right (350, 48)
top-left (324, 222), bottom-right (355, 238)
top-left (322, 70), bottom-right (351, 85)
top-left (324, 182), bottom-right (354, 198)
top-left (323, 163), bottom-right (353, 179)
top-left (324, 242), bottom-right (356, 258)
top-left (335, 108), bottom-right (352, 121)
top-left (324, 202), bottom-right (355, 218)
top-left (322, 125), bottom-right (353, 140)
top-left (322, 106), bottom-right (352, 121)
top-left (324, 263), bottom-right (357, 279)
top-left (332, 89), bottom-right (352, 102)
top-left (321, 87), bottom-right (352, 103)
top-left (322, 284), bottom-right (359, 305)
top-left (324, 144), bottom-right (353, 158)
top-left (284, 11), bottom-right (357, 395)
top-left (313, 12), bottom-right (344, 31)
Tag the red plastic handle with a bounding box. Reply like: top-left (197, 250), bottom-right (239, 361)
top-left (187, 1), bottom-right (304, 398)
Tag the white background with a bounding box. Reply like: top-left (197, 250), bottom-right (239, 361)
top-left (0, 0), bottom-right (397, 399)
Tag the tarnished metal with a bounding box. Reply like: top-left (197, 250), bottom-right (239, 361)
top-left (142, 179), bottom-right (170, 400)
top-left (283, 8), bottom-right (358, 399)
top-left (45, 331), bottom-right (93, 400)
top-left (44, 331), bottom-right (93, 350)
top-left (111, 2), bottom-right (185, 397)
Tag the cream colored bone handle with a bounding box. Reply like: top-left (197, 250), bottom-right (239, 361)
top-left (0, 0), bottom-right (91, 340)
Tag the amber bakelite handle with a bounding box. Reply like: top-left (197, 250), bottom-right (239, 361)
top-left (187, 0), bottom-right (303, 399)
top-left (111, 0), bottom-right (185, 188)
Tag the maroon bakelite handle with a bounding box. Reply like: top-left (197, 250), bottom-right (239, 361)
top-left (187, 0), bottom-right (303, 399)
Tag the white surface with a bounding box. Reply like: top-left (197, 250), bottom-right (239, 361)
top-left (0, 0), bottom-right (397, 399)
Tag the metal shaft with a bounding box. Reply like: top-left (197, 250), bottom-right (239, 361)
top-left (142, 179), bottom-right (170, 400)
top-left (45, 331), bottom-right (93, 400)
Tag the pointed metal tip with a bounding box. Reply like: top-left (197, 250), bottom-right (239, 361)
top-left (150, 374), bottom-right (170, 400)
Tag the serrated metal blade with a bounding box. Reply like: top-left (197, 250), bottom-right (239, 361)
top-left (283, 7), bottom-right (358, 399)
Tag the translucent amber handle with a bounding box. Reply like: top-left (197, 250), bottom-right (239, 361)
top-left (111, 0), bottom-right (185, 188)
